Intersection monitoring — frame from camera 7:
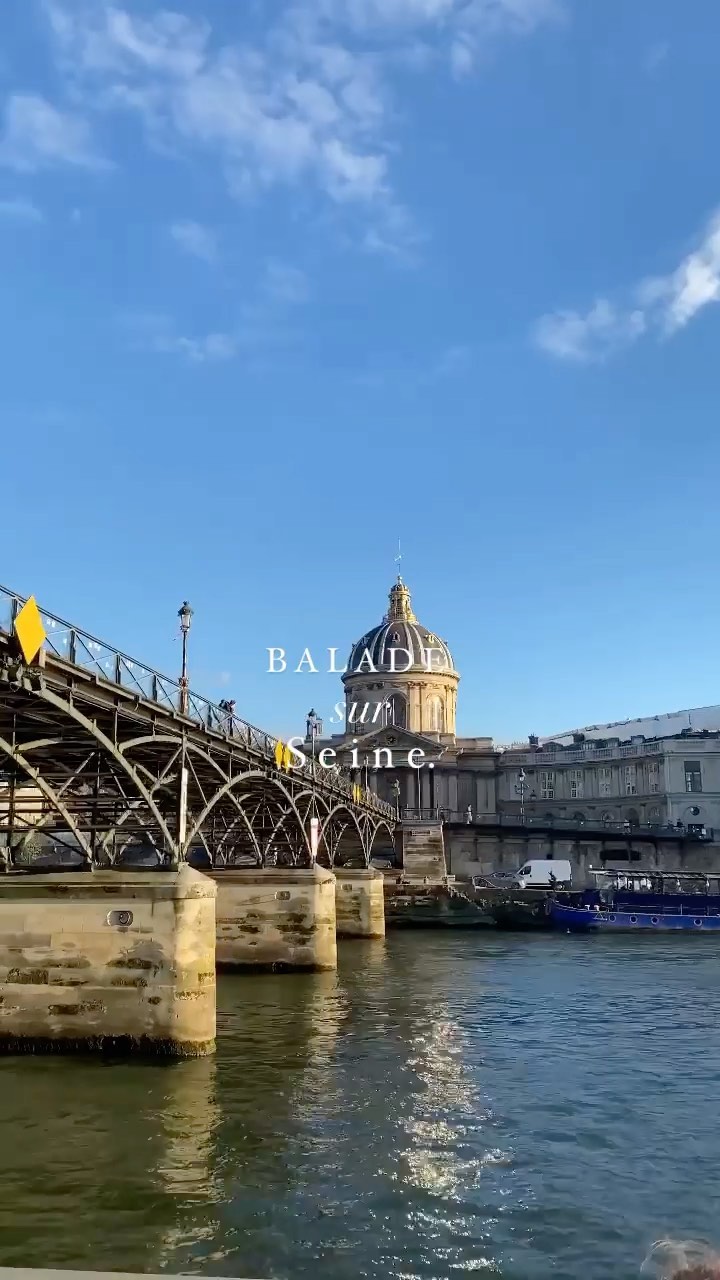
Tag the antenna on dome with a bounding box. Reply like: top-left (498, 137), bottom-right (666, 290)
top-left (394, 538), bottom-right (402, 581)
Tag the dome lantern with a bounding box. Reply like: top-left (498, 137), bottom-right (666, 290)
top-left (386, 576), bottom-right (416, 624)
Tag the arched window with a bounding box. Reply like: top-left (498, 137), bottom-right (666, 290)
top-left (426, 695), bottom-right (445, 733)
top-left (385, 693), bottom-right (406, 728)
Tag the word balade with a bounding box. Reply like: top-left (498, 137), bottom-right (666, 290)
top-left (267, 646), bottom-right (447, 673)
top-left (279, 740), bottom-right (428, 771)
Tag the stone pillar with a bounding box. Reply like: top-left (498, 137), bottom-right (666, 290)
top-left (404, 769), bottom-right (415, 813)
top-left (0, 866), bottom-right (216, 1056)
top-left (210, 866), bottom-right (337, 971)
top-left (449, 773), bottom-right (459, 817)
top-left (334, 868), bottom-right (385, 938)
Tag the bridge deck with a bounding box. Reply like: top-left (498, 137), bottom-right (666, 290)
top-left (0, 585), bottom-right (394, 870)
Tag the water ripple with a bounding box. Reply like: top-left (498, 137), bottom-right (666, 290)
top-left (0, 933), bottom-right (718, 1277)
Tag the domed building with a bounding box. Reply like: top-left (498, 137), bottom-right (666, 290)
top-left (314, 575), bottom-right (720, 885)
top-left (343, 577), bottom-right (459, 739)
top-left (322, 576), bottom-right (497, 821)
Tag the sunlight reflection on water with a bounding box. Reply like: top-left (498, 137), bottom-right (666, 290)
top-left (0, 932), bottom-right (718, 1279)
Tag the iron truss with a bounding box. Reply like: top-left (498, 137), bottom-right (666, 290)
top-left (0, 587), bottom-right (396, 871)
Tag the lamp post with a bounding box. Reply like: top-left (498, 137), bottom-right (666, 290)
top-left (178, 601), bottom-right (193, 716)
top-left (514, 769), bottom-right (536, 824)
top-left (391, 778), bottom-right (401, 820)
top-left (306, 708), bottom-right (322, 754)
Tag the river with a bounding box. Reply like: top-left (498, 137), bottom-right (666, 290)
top-left (0, 931), bottom-right (718, 1279)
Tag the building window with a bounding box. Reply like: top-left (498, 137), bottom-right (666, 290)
top-left (648, 762), bottom-right (660, 794)
top-left (386, 693), bottom-right (407, 729)
top-left (599, 767), bottom-right (613, 797)
top-left (540, 771), bottom-right (554, 800)
top-left (684, 760), bottom-right (702, 793)
top-left (426, 696), bottom-right (445, 733)
top-left (624, 764), bottom-right (637, 796)
top-left (569, 769), bottom-right (584, 800)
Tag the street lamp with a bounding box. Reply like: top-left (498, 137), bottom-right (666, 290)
top-left (306, 708), bottom-right (323, 753)
top-left (515, 769), bottom-right (536, 824)
top-left (178, 601), bottom-right (193, 716)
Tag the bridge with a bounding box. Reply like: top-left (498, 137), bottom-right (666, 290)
top-left (0, 585), bottom-right (396, 872)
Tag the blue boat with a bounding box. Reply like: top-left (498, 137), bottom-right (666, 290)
top-left (548, 870), bottom-right (720, 933)
top-left (547, 898), bottom-right (720, 933)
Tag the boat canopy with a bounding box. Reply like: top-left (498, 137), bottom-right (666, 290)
top-left (589, 868), bottom-right (720, 890)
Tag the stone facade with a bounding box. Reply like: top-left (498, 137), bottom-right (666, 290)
top-left (319, 577), bottom-right (720, 886)
top-left (334, 868), bottom-right (385, 938)
top-left (0, 865), bottom-right (216, 1054)
top-left (210, 867), bottom-right (337, 970)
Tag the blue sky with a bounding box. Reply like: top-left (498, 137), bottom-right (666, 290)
top-left (2, 0), bottom-right (720, 744)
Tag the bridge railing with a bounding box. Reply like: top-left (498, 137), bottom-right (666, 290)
top-left (0, 585), bottom-right (394, 820)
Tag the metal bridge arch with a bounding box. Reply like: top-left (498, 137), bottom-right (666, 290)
top-left (0, 584), bottom-right (397, 870)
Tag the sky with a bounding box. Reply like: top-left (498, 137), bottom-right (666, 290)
top-left (2, 0), bottom-right (720, 745)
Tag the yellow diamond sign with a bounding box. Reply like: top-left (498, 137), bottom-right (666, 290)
top-left (14, 596), bottom-right (46, 664)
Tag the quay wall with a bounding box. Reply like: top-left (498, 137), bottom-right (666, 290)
top-left (334, 868), bottom-right (385, 938)
top-left (0, 866), bottom-right (216, 1055)
top-left (209, 867), bottom-right (337, 970)
top-left (443, 829), bottom-right (720, 885)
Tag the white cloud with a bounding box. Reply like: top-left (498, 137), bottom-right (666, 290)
top-left (0, 93), bottom-right (105, 171)
top-left (43, 3), bottom-right (392, 207)
top-left (122, 254), bottom-right (310, 364)
top-left (536, 208), bottom-right (720, 361)
top-left (0, 196), bottom-right (43, 222)
top-left (170, 219), bottom-right (217, 262)
top-left (155, 331), bottom-right (237, 363)
top-left (263, 261), bottom-right (310, 303)
top-left (534, 300), bottom-right (646, 362)
top-left (641, 211), bottom-right (720, 333)
top-left (644, 40), bottom-right (669, 74)
top-left (39, 0), bottom-right (560, 251)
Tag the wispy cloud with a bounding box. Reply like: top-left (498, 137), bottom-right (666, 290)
top-left (38, 0), bottom-right (560, 255)
top-left (122, 255), bottom-right (310, 365)
top-left (155, 331), bottom-right (238, 363)
top-left (0, 93), bottom-right (106, 171)
top-left (263, 260), bottom-right (310, 304)
top-left (169, 218), bottom-right (218, 262)
top-left (535, 300), bottom-right (646, 363)
top-left (644, 40), bottom-right (669, 74)
top-left (0, 196), bottom-right (43, 222)
top-left (535, 208), bottom-right (720, 362)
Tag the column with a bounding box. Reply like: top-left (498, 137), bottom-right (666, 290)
top-left (449, 772), bottom-right (459, 818)
top-left (404, 769), bottom-right (415, 813)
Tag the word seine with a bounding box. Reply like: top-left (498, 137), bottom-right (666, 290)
top-left (287, 739), bottom-right (428, 771)
top-left (267, 646), bottom-right (447, 674)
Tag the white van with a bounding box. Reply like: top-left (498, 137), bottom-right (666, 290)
top-left (511, 859), bottom-right (571, 889)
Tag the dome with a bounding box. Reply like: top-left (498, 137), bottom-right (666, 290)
top-left (346, 578), bottom-right (455, 676)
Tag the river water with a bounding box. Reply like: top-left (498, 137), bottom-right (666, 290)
top-left (0, 931), bottom-right (718, 1280)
